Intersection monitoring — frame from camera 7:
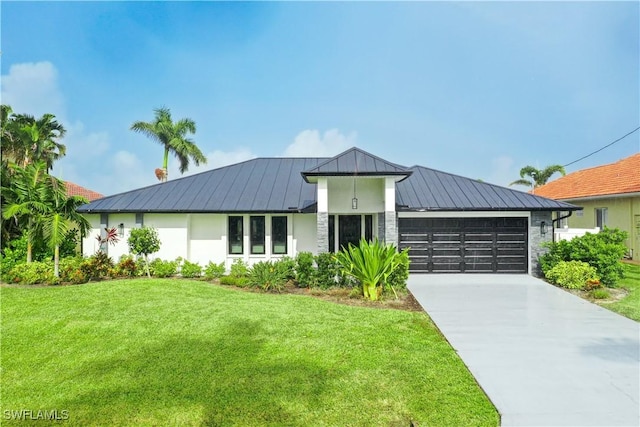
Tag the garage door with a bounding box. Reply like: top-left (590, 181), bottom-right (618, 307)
top-left (398, 217), bottom-right (528, 273)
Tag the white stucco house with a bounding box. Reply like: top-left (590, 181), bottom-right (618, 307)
top-left (77, 148), bottom-right (578, 275)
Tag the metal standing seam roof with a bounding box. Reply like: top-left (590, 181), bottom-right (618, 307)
top-left (77, 149), bottom-right (578, 213)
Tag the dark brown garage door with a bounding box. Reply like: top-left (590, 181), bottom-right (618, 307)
top-left (398, 217), bottom-right (528, 273)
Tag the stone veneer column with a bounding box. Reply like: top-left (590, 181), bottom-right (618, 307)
top-left (316, 178), bottom-right (329, 253)
top-left (530, 211), bottom-right (553, 277)
top-left (377, 212), bottom-right (386, 242)
top-left (384, 177), bottom-right (398, 246)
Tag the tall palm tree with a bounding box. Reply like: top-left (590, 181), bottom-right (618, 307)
top-left (509, 165), bottom-right (566, 192)
top-left (41, 179), bottom-right (90, 277)
top-left (130, 107), bottom-right (207, 182)
top-left (2, 161), bottom-right (53, 262)
top-left (2, 112), bottom-right (67, 170)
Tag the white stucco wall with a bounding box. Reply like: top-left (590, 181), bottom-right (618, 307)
top-left (327, 177), bottom-right (384, 213)
top-left (81, 214), bottom-right (102, 256)
top-left (189, 214), bottom-right (226, 266)
top-left (143, 214), bottom-right (188, 261)
top-left (293, 214), bottom-right (317, 255)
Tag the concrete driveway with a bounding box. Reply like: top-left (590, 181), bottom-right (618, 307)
top-left (408, 274), bottom-right (639, 427)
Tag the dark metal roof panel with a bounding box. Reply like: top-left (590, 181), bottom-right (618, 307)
top-left (396, 166), bottom-right (579, 211)
top-left (302, 147), bottom-right (410, 175)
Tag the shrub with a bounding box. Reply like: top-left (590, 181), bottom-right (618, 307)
top-left (539, 228), bottom-right (628, 287)
top-left (314, 252), bottom-right (340, 289)
top-left (590, 288), bottom-right (611, 300)
top-left (385, 248), bottom-right (410, 295)
top-left (111, 255), bottom-right (138, 278)
top-left (181, 260), bottom-right (202, 278)
top-left (274, 256), bottom-right (296, 281)
top-left (149, 259), bottom-right (179, 278)
top-left (81, 252), bottom-right (114, 281)
top-left (545, 260), bottom-right (598, 290)
top-left (204, 261), bottom-right (226, 280)
top-left (219, 275), bottom-right (250, 287)
top-left (59, 256), bottom-right (88, 284)
top-left (128, 227), bottom-right (161, 278)
top-left (248, 261), bottom-right (287, 292)
top-left (295, 252), bottom-right (315, 287)
top-left (230, 258), bottom-right (249, 277)
top-left (7, 261), bottom-right (57, 285)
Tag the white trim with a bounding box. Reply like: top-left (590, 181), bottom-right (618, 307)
top-left (317, 178), bottom-right (328, 212)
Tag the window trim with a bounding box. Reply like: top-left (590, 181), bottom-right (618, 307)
top-left (228, 216), bottom-right (244, 254)
top-left (271, 216), bottom-right (288, 255)
top-left (250, 216), bottom-right (266, 255)
top-left (595, 207), bottom-right (608, 229)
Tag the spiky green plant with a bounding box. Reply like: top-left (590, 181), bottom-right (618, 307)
top-left (335, 239), bottom-right (399, 301)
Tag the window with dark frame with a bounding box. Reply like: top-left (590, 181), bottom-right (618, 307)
top-left (228, 216), bottom-right (243, 254)
top-left (271, 216), bottom-right (287, 255)
top-left (328, 215), bottom-right (335, 253)
top-left (250, 216), bottom-right (265, 254)
top-left (595, 208), bottom-right (608, 229)
top-left (365, 215), bottom-right (373, 242)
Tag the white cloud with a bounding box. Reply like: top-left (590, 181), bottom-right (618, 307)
top-left (283, 129), bottom-right (357, 157)
top-left (1, 61), bottom-right (65, 117)
top-left (486, 155), bottom-right (519, 188)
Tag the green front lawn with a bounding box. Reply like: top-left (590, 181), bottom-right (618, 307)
top-left (1, 279), bottom-right (498, 426)
top-left (601, 262), bottom-right (640, 321)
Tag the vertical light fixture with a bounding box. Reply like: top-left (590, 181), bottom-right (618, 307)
top-left (540, 221), bottom-right (547, 236)
top-left (118, 223), bottom-right (125, 237)
top-left (352, 177), bottom-right (358, 209)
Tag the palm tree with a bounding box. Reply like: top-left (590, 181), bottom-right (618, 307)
top-left (510, 165), bottom-right (566, 192)
top-left (2, 112), bottom-right (67, 170)
top-left (41, 179), bottom-right (90, 277)
top-left (130, 107), bottom-right (207, 182)
top-left (2, 161), bottom-right (54, 262)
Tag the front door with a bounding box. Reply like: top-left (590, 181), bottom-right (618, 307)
top-left (339, 215), bottom-right (361, 250)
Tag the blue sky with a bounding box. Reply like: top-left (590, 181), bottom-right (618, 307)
top-left (2, 1), bottom-right (638, 196)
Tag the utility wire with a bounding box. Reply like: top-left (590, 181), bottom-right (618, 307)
top-left (563, 126), bottom-right (640, 167)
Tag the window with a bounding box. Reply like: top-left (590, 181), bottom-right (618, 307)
top-left (595, 208), bottom-right (608, 229)
top-left (328, 215), bottom-right (335, 253)
top-left (272, 216), bottom-right (287, 254)
top-left (365, 215), bottom-right (373, 242)
top-left (250, 216), bottom-right (265, 254)
top-left (228, 216), bottom-right (243, 254)
top-left (556, 211), bottom-right (568, 229)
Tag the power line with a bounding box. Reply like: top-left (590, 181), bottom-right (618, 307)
top-left (563, 126), bottom-right (640, 167)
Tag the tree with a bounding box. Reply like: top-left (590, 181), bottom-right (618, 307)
top-left (40, 179), bottom-right (90, 277)
top-left (4, 112), bottom-right (66, 170)
top-left (509, 165), bottom-right (566, 192)
top-left (128, 227), bottom-right (161, 278)
top-left (130, 107), bottom-right (207, 182)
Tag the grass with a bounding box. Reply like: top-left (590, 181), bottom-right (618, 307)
top-left (600, 262), bottom-right (640, 321)
top-left (1, 279), bottom-right (498, 426)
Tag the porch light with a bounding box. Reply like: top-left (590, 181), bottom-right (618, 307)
top-left (352, 197), bottom-right (358, 210)
top-left (540, 221), bottom-right (547, 236)
top-left (118, 223), bottom-right (125, 237)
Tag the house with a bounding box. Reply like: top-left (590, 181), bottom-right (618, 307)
top-left (65, 181), bottom-right (104, 201)
top-left (77, 147), bottom-right (578, 275)
top-left (534, 153), bottom-right (640, 261)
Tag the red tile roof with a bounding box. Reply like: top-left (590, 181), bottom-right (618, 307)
top-left (65, 181), bottom-right (104, 201)
top-left (534, 153), bottom-right (640, 200)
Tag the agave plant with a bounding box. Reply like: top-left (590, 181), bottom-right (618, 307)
top-left (335, 238), bottom-right (400, 301)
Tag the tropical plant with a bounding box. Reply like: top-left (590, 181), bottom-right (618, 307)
top-left (181, 260), bottom-right (202, 278)
top-left (335, 239), bottom-right (400, 301)
top-left (248, 261), bottom-right (287, 292)
top-left (203, 261), bottom-right (226, 279)
top-left (95, 227), bottom-right (120, 253)
top-left (5, 112), bottom-right (66, 170)
top-left (544, 260), bottom-right (598, 290)
top-left (229, 258), bottom-right (249, 277)
top-left (295, 251), bottom-right (315, 287)
top-left (130, 107), bottom-right (207, 182)
top-left (127, 227), bottom-right (161, 278)
top-left (509, 164), bottom-right (566, 191)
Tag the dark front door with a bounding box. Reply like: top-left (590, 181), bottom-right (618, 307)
top-left (339, 215), bottom-right (361, 250)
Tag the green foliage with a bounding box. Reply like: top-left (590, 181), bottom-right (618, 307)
top-left (203, 261), bottom-right (226, 280)
top-left (590, 288), bottom-right (611, 300)
top-left (128, 227), bottom-right (161, 277)
top-left (111, 255), bottom-right (138, 278)
top-left (314, 252), bottom-right (340, 289)
top-left (219, 275), bottom-right (250, 287)
top-left (59, 228), bottom-right (81, 258)
top-left (6, 260), bottom-right (57, 285)
top-left (295, 251), bottom-right (315, 287)
top-left (275, 256), bottom-right (296, 281)
top-left (181, 260), bottom-right (202, 278)
top-left (149, 259), bottom-right (179, 278)
top-left (59, 256), bottom-right (88, 284)
top-left (540, 228), bottom-right (628, 287)
top-left (81, 252), bottom-right (115, 281)
top-left (544, 260), bottom-right (598, 290)
top-left (385, 248), bottom-right (410, 294)
top-left (248, 261), bottom-right (287, 292)
top-left (335, 239), bottom-right (400, 301)
top-left (230, 258), bottom-right (249, 277)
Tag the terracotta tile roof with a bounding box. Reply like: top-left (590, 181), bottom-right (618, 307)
top-left (65, 181), bottom-right (104, 201)
top-left (534, 153), bottom-right (640, 200)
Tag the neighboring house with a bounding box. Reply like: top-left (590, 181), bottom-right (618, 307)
top-left (534, 153), bottom-right (640, 261)
top-left (65, 181), bottom-right (104, 201)
top-left (77, 147), bottom-right (578, 276)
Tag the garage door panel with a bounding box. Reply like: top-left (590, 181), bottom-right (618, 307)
top-left (399, 217), bottom-right (528, 274)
